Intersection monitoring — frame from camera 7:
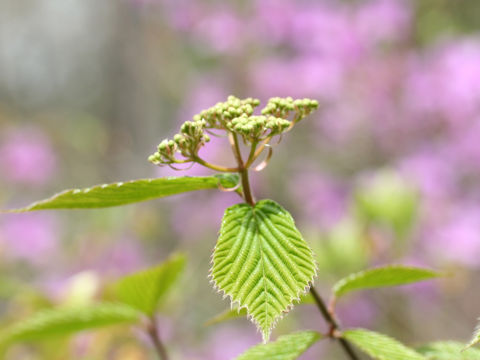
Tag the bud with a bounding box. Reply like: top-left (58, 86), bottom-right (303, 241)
top-left (173, 134), bottom-right (183, 143)
top-left (158, 139), bottom-right (168, 151)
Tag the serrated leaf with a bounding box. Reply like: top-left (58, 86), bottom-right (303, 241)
top-left (417, 341), bottom-right (480, 360)
top-left (113, 253), bottom-right (185, 315)
top-left (0, 303), bottom-right (140, 345)
top-left (333, 265), bottom-right (439, 298)
top-left (210, 199), bottom-right (317, 342)
top-left (236, 331), bottom-right (322, 360)
top-left (343, 329), bottom-right (426, 360)
top-left (205, 293), bottom-right (315, 327)
top-left (465, 320), bottom-right (480, 350)
top-left (6, 174), bottom-right (238, 212)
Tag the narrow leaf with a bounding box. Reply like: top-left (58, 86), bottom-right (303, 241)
top-left (333, 265), bottom-right (439, 298)
top-left (343, 329), bottom-right (426, 360)
top-left (465, 320), bottom-right (480, 350)
top-left (236, 331), bottom-right (322, 360)
top-left (0, 303), bottom-right (140, 344)
top-left (210, 200), bottom-right (317, 342)
top-left (417, 341), bottom-right (480, 359)
top-left (6, 174), bottom-right (238, 211)
top-left (113, 253), bottom-right (185, 315)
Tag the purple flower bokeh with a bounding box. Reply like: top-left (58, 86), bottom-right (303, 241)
top-left (0, 213), bottom-right (59, 265)
top-left (289, 170), bottom-right (348, 230)
top-left (0, 128), bottom-right (56, 186)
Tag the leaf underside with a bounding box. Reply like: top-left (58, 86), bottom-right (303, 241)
top-left (333, 265), bottom-right (439, 298)
top-left (6, 174), bottom-right (238, 211)
top-left (113, 253), bottom-right (186, 316)
top-left (0, 303), bottom-right (140, 345)
top-left (417, 341), bottom-right (480, 360)
top-left (210, 199), bottom-right (317, 342)
top-left (236, 331), bottom-right (322, 360)
top-left (343, 328), bottom-right (426, 360)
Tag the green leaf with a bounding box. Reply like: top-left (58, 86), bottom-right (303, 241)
top-left (6, 174), bottom-right (238, 211)
top-left (333, 265), bottom-right (439, 299)
top-left (343, 328), bottom-right (426, 360)
top-left (0, 303), bottom-right (140, 345)
top-left (417, 341), bottom-right (480, 360)
top-left (113, 253), bottom-right (185, 316)
top-left (236, 331), bottom-right (322, 360)
top-left (465, 320), bottom-right (480, 350)
top-left (210, 200), bottom-right (317, 342)
top-left (205, 293), bottom-right (315, 327)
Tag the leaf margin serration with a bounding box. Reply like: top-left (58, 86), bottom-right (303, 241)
top-left (209, 199), bottom-right (318, 342)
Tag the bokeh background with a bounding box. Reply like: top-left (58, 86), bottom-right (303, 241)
top-left (1, 0), bottom-right (480, 359)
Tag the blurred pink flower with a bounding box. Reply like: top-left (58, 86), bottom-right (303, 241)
top-left (449, 119), bottom-right (480, 171)
top-left (0, 213), bottom-right (59, 265)
top-left (427, 206), bottom-right (480, 268)
top-left (293, 6), bottom-right (364, 61)
top-left (0, 128), bottom-right (56, 185)
top-left (204, 326), bottom-right (258, 360)
top-left (355, 0), bottom-right (411, 46)
top-left (253, 0), bottom-right (295, 45)
top-left (171, 191), bottom-right (239, 241)
top-left (336, 296), bottom-right (376, 328)
top-left (96, 240), bottom-right (145, 276)
top-left (194, 8), bottom-right (246, 54)
top-left (398, 149), bottom-right (455, 200)
top-left (404, 39), bottom-right (480, 127)
top-left (289, 170), bottom-right (348, 230)
top-left (250, 56), bottom-right (344, 100)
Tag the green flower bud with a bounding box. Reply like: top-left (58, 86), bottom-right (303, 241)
top-left (173, 134), bottom-right (183, 143)
top-left (158, 139), bottom-right (168, 151)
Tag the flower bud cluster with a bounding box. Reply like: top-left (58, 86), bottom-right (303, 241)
top-left (149, 119), bottom-right (210, 165)
top-left (227, 115), bottom-right (291, 141)
top-left (149, 95), bottom-right (318, 167)
top-left (261, 97), bottom-right (319, 123)
top-left (195, 95), bottom-right (261, 129)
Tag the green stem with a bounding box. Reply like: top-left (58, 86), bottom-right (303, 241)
top-left (244, 140), bottom-right (259, 168)
top-left (240, 168), bottom-right (255, 206)
top-left (192, 156), bottom-right (239, 173)
top-left (229, 133), bottom-right (255, 206)
top-left (310, 287), bottom-right (359, 360)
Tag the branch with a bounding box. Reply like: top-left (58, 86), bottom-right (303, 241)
top-left (310, 287), bottom-right (360, 360)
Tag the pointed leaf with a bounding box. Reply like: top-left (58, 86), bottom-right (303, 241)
top-left (343, 329), bottom-right (426, 360)
top-left (205, 293), bottom-right (315, 326)
top-left (210, 200), bottom-right (317, 342)
top-left (333, 265), bottom-right (439, 299)
top-left (113, 253), bottom-right (185, 315)
top-left (236, 331), bottom-right (322, 360)
top-left (0, 303), bottom-right (140, 345)
top-left (417, 341), bottom-right (480, 359)
top-left (6, 174), bottom-right (238, 212)
top-left (465, 319), bottom-right (480, 350)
